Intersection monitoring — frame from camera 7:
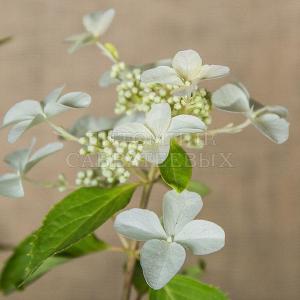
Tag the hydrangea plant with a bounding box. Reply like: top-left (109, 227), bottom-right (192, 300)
top-left (0, 9), bottom-right (289, 300)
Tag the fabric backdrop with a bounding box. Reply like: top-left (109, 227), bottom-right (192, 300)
top-left (0, 0), bottom-right (299, 299)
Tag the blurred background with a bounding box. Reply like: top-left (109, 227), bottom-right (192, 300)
top-left (0, 0), bottom-right (299, 299)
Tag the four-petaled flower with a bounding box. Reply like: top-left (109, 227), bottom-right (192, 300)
top-left (114, 189), bottom-right (225, 289)
top-left (66, 9), bottom-right (115, 53)
top-left (1, 86), bottom-right (91, 143)
top-left (0, 138), bottom-right (63, 198)
top-left (212, 83), bottom-right (289, 144)
top-left (110, 103), bottom-right (207, 164)
top-left (141, 49), bottom-right (230, 96)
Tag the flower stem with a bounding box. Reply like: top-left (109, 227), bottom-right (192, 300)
top-left (121, 166), bottom-right (158, 300)
top-left (47, 120), bottom-right (79, 142)
top-left (96, 42), bottom-right (118, 64)
top-left (204, 119), bottom-right (251, 136)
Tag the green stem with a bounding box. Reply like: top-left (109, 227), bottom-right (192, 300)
top-left (47, 120), bottom-right (79, 142)
top-left (204, 119), bottom-right (251, 136)
top-left (121, 166), bottom-right (158, 300)
top-left (96, 42), bottom-right (118, 63)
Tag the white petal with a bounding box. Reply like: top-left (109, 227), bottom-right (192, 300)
top-left (141, 240), bottom-right (186, 290)
top-left (141, 66), bottom-right (183, 85)
top-left (172, 49), bottom-right (203, 81)
top-left (43, 85), bottom-right (65, 104)
top-left (44, 103), bottom-right (69, 117)
top-left (163, 190), bottom-right (203, 236)
top-left (83, 9), bottom-right (115, 36)
top-left (175, 220), bottom-right (225, 255)
top-left (0, 173), bottom-right (24, 198)
top-left (2, 100), bottom-right (43, 128)
top-left (145, 103), bottom-right (171, 137)
top-left (4, 149), bottom-right (31, 172)
top-left (24, 142), bottom-right (64, 174)
top-left (263, 105), bottom-right (288, 118)
top-left (111, 123), bottom-right (154, 142)
top-left (251, 113), bottom-right (289, 144)
top-left (142, 141), bottom-right (170, 164)
top-left (212, 83), bottom-right (251, 113)
top-left (66, 32), bottom-right (95, 54)
top-left (114, 208), bottom-right (167, 241)
top-left (4, 138), bottom-right (35, 172)
top-left (57, 92), bottom-right (91, 108)
top-left (198, 64), bottom-right (230, 80)
top-left (167, 115), bottom-right (207, 137)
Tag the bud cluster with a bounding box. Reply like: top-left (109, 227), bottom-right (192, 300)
top-left (111, 63), bottom-right (212, 124)
top-left (75, 169), bottom-right (101, 187)
top-left (79, 130), bottom-right (143, 184)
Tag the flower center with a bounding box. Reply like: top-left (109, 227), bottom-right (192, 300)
top-left (166, 236), bottom-right (173, 243)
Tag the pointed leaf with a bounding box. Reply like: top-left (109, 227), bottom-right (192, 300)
top-left (21, 184), bottom-right (137, 286)
top-left (159, 141), bottom-right (192, 192)
top-left (0, 234), bottom-right (108, 294)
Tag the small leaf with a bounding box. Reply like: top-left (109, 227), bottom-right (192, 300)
top-left (159, 141), bottom-right (192, 192)
top-left (149, 275), bottom-right (229, 300)
top-left (0, 234), bottom-right (108, 294)
top-left (187, 180), bottom-right (211, 197)
top-left (21, 184), bottom-right (137, 286)
top-left (132, 260), bottom-right (149, 296)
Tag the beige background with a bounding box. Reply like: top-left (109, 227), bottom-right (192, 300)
top-left (0, 0), bottom-right (299, 299)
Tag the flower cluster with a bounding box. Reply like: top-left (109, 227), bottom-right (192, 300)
top-left (111, 103), bottom-right (207, 164)
top-left (111, 63), bottom-right (212, 123)
top-left (79, 130), bottom-right (143, 184)
top-left (114, 190), bottom-right (225, 289)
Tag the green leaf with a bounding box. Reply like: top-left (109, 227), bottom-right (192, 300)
top-left (0, 234), bottom-right (108, 294)
top-left (149, 275), bottom-right (229, 300)
top-left (132, 260), bottom-right (149, 296)
top-left (21, 184), bottom-right (137, 287)
top-left (187, 180), bottom-right (211, 197)
top-left (159, 141), bottom-right (192, 192)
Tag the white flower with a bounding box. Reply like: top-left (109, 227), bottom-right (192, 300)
top-left (141, 49), bottom-right (230, 96)
top-left (0, 139), bottom-right (63, 198)
top-left (66, 9), bottom-right (115, 53)
top-left (1, 86), bottom-right (91, 143)
top-left (110, 103), bottom-right (206, 164)
top-left (212, 83), bottom-right (289, 144)
top-left (114, 190), bottom-right (225, 289)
